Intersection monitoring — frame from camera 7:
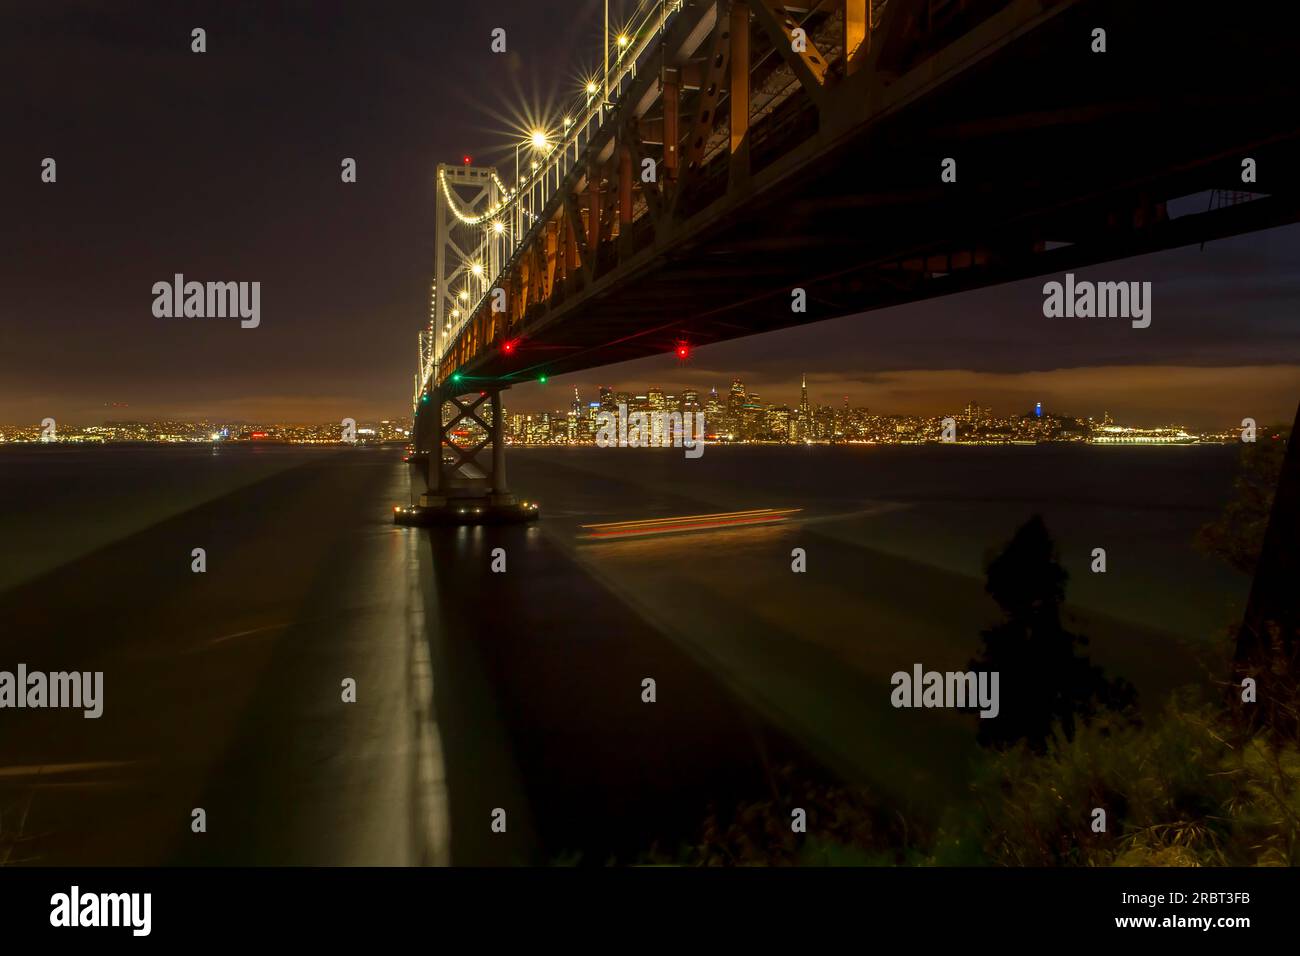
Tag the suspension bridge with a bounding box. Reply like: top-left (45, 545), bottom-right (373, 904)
top-left (398, 0), bottom-right (1300, 524)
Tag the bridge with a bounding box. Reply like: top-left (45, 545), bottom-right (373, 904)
top-left (399, 0), bottom-right (1300, 524)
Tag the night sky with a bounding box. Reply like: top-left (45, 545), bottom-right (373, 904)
top-left (4, 0), bottom-right (1298, 430)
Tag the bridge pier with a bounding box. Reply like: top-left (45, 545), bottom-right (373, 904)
top-left (396, 384), bottom-right (539, 526)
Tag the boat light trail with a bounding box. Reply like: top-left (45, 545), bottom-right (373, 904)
top-left (581, 508), bottom-right (801, 539)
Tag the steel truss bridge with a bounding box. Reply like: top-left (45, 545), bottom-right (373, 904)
top-left (402, 0), bottom-right (1300, 523)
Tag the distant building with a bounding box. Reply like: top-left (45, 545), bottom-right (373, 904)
top-left (767, 405), bottom-right (793, 441)
top-left (729, 378), bottom-right (746, 412)
top-left (796, 373), bottom-right (812, 440)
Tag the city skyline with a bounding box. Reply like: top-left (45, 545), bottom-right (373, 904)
top-left (10, 356), bottom-right (1299, 434)
top-left (502, 375), bottom-right (1245, 446)
top-left (4, 373), bottom-right (1269, 446)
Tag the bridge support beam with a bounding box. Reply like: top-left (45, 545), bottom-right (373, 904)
top-left (844, 0), bottom-right (869, 75)
top-left (662, 67), bottom-right (679, 185)
top-left (396, 384), bottom-right (539, 526)
top-left (729, 0), bottom-right (751, 188)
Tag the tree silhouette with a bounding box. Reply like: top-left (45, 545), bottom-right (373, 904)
top-left (969, 515), bottom-right (1136, 751)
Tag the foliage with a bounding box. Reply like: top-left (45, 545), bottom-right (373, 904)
top-left (963, 690), bottom-right (1300, 866)
top-left (661, 688), bottom-right (1300, 867)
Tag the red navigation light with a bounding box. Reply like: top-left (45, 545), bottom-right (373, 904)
top-left (675, 340), bottom-right (690, 360)
top-left (463, 155), bottom-right (472, 166)
top-left (502, 339), bottom-right (516, 355)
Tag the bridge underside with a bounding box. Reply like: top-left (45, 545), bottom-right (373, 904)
top-left (443, 0), bottom-right (1300, 386)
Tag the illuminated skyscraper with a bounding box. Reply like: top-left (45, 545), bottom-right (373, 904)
top-left (797, 372), bottom-right (812, 441)
top-left (729, 378), bottom-right (746, 410)
top-left (767, 405), bottom-right (793, 441)
top-left (705, 387), bottom-right (724, 438)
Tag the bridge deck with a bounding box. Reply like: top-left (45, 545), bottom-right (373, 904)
top-left (433, 0), bottom-right (1300, 390)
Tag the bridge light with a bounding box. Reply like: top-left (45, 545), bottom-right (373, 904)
top-left (538, 374), bottom-right (548, 384)
top-left (451, 372), bottom-right (462, 383)
top-left (563, 117), bottom-right (573, 129)
top-left (530, 130), bottom-right (550, 151)
top-left (470, 262), bottom-right (484, 277)
top-left (586, 80), bottom-right (598, 95)
top-left (492, 221), bottom-right (505, 235)
top-left (458, 290), bottom-right (469, 301)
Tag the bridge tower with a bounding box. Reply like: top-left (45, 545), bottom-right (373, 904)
top-left (399, 163), bottom-right (539, 525)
